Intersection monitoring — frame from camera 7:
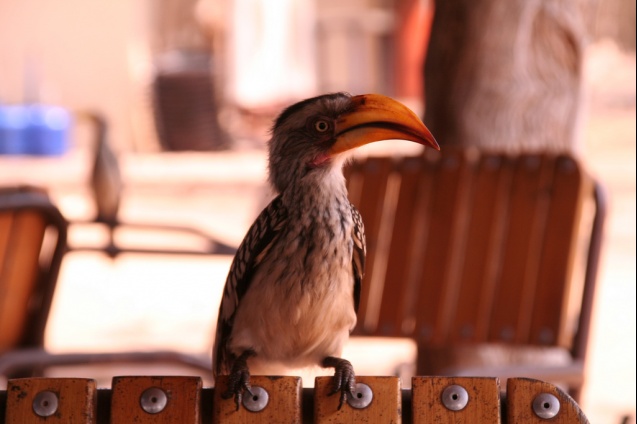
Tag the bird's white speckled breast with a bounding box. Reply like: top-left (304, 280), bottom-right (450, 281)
top-left (229, 171), bottom-right (357, 367)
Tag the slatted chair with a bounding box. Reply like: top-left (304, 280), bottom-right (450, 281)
top-left (0, 186), bottom-right (67, 362)
top-left (345, 148), bottom-right (605, 400)
top-left (0, 186), bottom-right (211, 379)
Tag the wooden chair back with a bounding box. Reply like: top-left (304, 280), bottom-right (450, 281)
top-left (0, 185), bottom-right (213, 379)
top-left (346, 148), bottom-right (604, 362)
top-left (0, 186), bottom-right (68, 353)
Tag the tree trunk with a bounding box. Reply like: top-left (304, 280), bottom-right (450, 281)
top-left (424, 0), bottom-right (588, 152)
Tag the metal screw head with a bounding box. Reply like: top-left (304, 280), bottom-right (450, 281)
top-left (242, 386), bottom-right (269, 412)
top-left (441, 384), bottom-right (469, 411)
top-left (140, 387), bottom-right (168, 414)
top-left (532, 393), bottom-right (560, 419)
top-left (347, 383), bottom-right (373, 409)
top-left (32, 391), bottom-right (59, 417)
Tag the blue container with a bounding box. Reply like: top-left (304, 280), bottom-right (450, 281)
top-left (24, 105), bottom-right (72, 155)
top-left (0, 105), bottom-right (29, 154)
top-left (0, 104), bottom-right (72, 156)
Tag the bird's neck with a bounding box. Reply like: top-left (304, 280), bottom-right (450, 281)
top-left (281, 165), bottom-right (349, 210)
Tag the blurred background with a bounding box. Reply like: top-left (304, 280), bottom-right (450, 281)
top-left (0, 0), bottom-right (634, 422)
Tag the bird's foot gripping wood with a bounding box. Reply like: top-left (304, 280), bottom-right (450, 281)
top-left (323, 356), bottom-right (356, 410)
top-left (221, 350), bottom-right (255, 411)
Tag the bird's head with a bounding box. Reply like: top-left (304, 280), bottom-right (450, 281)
top-left (268, 92), bottom-right (439, 193)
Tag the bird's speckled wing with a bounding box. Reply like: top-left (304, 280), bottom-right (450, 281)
top-left (350, 203), bottom-right (366, 313)
top-left (213, 195), bottom-right (287, 376)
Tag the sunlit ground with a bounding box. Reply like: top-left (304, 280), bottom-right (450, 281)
top-left (0, 41), bottom-right (634, 423)
top-left (578, 41), bottom-right (636, 423)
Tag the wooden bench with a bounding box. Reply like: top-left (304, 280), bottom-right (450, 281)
top-left (0, 375), bottom-right (590, 423)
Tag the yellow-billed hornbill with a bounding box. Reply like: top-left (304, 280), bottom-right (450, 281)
top-left (213, 92), bottom-right (439, 409)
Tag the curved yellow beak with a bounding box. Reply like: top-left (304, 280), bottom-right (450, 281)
top-left (330, 94), bottom-right (439, 156)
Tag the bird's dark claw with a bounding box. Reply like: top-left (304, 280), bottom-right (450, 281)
top-left (221, 351), bottom-right (254, 411)
top-left (323, 356), bottom-right (356, 410)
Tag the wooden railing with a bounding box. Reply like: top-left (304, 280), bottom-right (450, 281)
top-left (0, 375), bottom-right (589, 423)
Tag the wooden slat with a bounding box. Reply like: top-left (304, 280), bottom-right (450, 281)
top-left (110, 376), bottom-right (201, 424)
top-left (0, 211), bottom-right (46, 351)
top-left (377, 157), bottom-right (432, 337)
top-left (349, 157), bottom-right (395, 333)
top-left (488, 155), bottom-right (555, 344)
top-left (0, 212), bottom-right (12, 270)
top-left (0, 211), bottom-right (15, 349)
top-left (414, 151), bottom-right (472, 345)
top-left (449, 154), bottom-right (514, 343)
top-left (411, 376), bottom-right (501, 424)
top-left (213, 375), bottom-right (301, 424)
top-left (5, 378), bottom-right (96, 424)
top-left (507, 378), bottom-right (589, 423)
top-left (530, 156), bottom-right (586, 346)
top-left (314, 376), bottom-right (401, 424)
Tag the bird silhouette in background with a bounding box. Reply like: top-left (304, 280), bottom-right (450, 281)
top-left (213, 92), bottom-right (439, 410)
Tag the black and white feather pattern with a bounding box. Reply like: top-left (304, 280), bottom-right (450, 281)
top-left (213, 195), bottom-right (287, 376)
top-left (350, 203), bottom-right (366, 313)
top-left (212, 195), bottom-right (366, 376)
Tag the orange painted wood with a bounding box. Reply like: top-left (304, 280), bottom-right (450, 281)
top-left (488, 155), bottom-right (555, 344)
top-left (343, 151), bottom-right (598, 398)
top-left (431, 152), bottom-right (477, 344)
top-left (507, 378), bottom-right (589, 423)
top-left (377, 157), bottom-right (431, 337)
top-left (5, 378), bottom-right (96, 424)
top-left (110, 376), bottom-right (202, 424)
top-left (449, 154), bottom-right (514, 343)
top-left (530, 156), bottom-right (587, 347)
top-left (0, 213), bottom-right (11, 268)
top-left (349, 157), bottom-right (395, 333)
top-left (0, 375), bottom-right (594, 423)
top-left (414, 150), bottom-right (472, 345)
top-left (314, 376), bottom-right (401, 424)
top-left (0, 212), bottom-right (45, 350)
top-left (411, 376), bottom-right (500, 424)
top-left (213, 375), bottom-right (301, 424)
top-left (0, 212), bottom-right (15, 351)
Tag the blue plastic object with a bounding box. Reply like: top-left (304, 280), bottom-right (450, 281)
top-left (0, 105), bottom-right (29, 154)
top-left (0, 104), bottom-right (72, 156)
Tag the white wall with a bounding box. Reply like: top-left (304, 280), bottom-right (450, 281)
top-left (0, 0), bottom-right (153, 151)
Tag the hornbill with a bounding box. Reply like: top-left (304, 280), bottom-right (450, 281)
top-left (213, 92), bottom-right (439, 410)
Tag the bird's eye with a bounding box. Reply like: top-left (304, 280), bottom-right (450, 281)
top-left (314, 119), bottom-right (330, 133)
